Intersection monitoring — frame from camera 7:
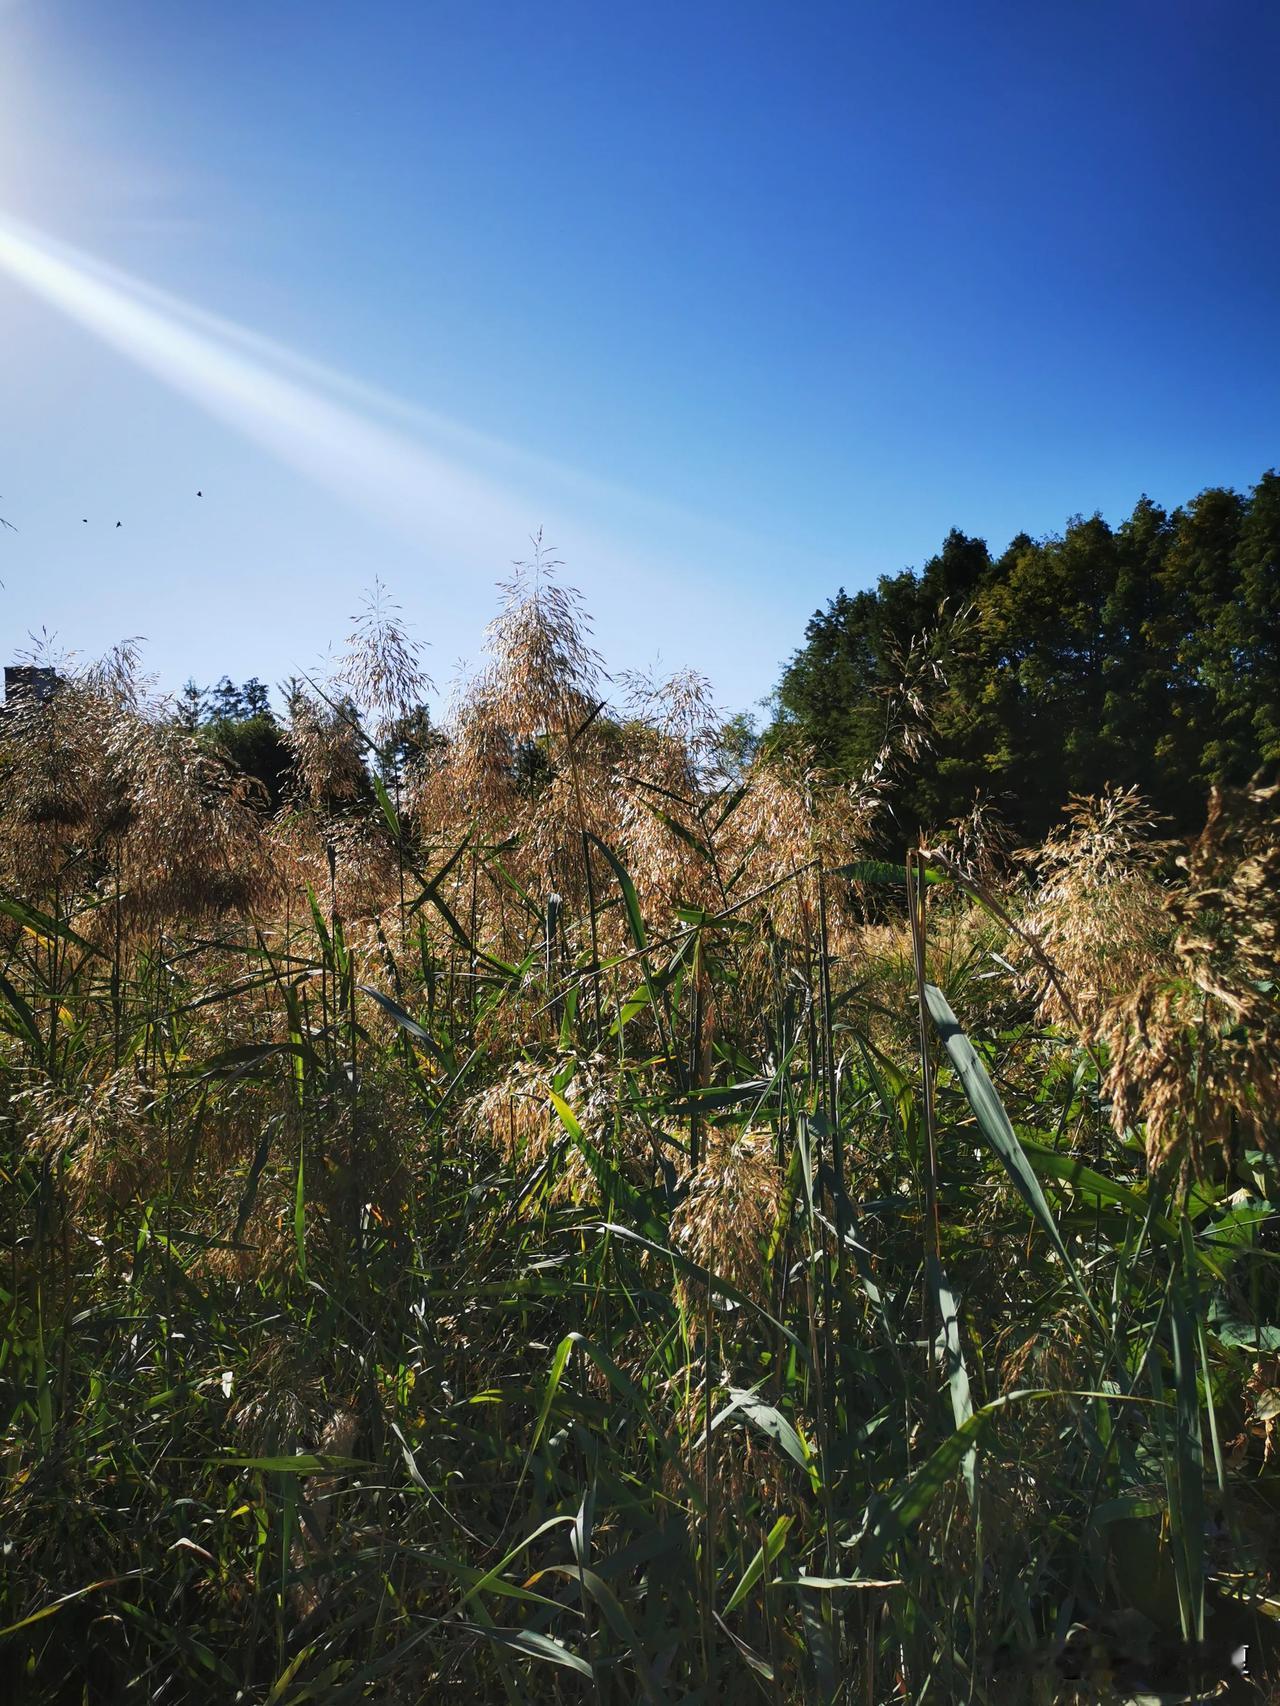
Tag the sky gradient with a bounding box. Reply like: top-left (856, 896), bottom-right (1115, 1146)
top-left (1, 0), bottom-right (1278, 717)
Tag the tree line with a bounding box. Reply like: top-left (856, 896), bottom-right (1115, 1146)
top-left (172, 468), bottom-right (1279, 841)
top-left (178, 675), bottom-right (293, 804)
top-left (179, 674), bottom-right (440, 807)
top-left (770, 468), bottom-right (1280, 842)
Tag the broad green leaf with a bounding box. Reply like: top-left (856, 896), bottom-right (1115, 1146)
top-left (0, 894), bottom-right (106, 960)
top-left (586, 832), bottom-right (647, 952)
top-left (0, 1574), bottom-right (140, 1638)
top-left (924, 984), bottom-right (1097, 1321)
top-left (549, 1091), bottom-right (665, 1240)
top-left (457, 1623), bottom-right (593, 1678)
top-left (371, 773), bottom-right (401, 840)
top-left (357, 983), bottom-right (447, 1063)
top-left (710, 1388), bottom-right (817, 1489)
top-left (724, 1515), bottom-right (793, 1612)
top-left (928, 1255), bottom-right (975, 1502)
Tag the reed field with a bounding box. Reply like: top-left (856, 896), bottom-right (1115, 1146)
top-left (2, 562), bottom-right (1279, 1703)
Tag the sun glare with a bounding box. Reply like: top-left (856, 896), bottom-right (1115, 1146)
top-left (0, 211), bottom-right (534, 553)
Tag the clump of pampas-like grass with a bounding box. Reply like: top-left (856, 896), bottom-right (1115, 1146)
top-left (1099, 774), bottom-right (1280, 1174)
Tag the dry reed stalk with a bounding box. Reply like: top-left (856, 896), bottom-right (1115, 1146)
top-left (1098, 775), bottom-right (1280, 1173)
top-left (670, 1124), bottom-right (783, 1325)
top-left (1018, 786), bottom-right (1173, 1033)
top-left (337, 579), bottom-right (433, 749)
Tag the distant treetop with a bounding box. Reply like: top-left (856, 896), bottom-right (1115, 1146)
top-left (771, 469), bottom-right (1280, 844)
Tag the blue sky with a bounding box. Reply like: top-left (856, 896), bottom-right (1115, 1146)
top-left (1, 0), bottom-right (1277, 717)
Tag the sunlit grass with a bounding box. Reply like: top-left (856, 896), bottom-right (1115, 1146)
top-left (1, 573), bottom-right (1277, 1702)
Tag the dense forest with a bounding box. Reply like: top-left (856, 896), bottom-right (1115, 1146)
top-left (773, 470), bottom-right (1280, 842)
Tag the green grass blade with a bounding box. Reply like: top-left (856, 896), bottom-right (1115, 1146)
top-left (923, 984), bottom-right (1098, 1321)
top-left (928, 1255), bottom-right (976, 1502)
top-left (586, 833), bottom-right (647, 952)
top-left (724, 1514), bottom-right (792, 1612)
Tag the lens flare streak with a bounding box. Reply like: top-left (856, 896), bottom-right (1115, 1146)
top-left (0, 213), bottom-right (536, 551)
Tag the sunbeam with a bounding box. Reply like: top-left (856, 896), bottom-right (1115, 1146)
top-left (0, 211), bottom-right (541, 554)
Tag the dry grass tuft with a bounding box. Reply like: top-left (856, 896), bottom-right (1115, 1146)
top-left (1019, 785), bottom-right (1174, 1033)
top-left (1099, 774), bottom-right (1280, 1173)
top-left (671, 1124), bottom-right (782, 1324)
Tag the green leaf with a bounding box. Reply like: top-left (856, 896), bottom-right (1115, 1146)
top-left (832, 860), bottom-right (944, 888)
top-left (1208, 1300), bottom-right (1280, 1351)
top-left (586, 833), bottom-right (647, 952)
top-left (924, 984), bottom-right (1097, 1321)
top-left (549, 1091), bottom-right (665, 1240)
top-left (305, 884), bottom-right (334, 965)
top-left (928, 1255), bottom-right (975, 1502)
top-left (415, 879), bottom-right (522, 981)
top-left (724, 1515), bottom-right (793, 1612)
top-left (457, 1624), bottom-right (593, 1678)
top-left (665, 1080), bottom-right (771, 1115)
top-left (292, 1131), bottom-right (307, 1282)
top-left (640, 800), bottom-right (714, 864)
top-left (189, 1039), bottom-right (319, 1083)
top-left (357, 984), bottom-right (447, 1063)
top-left (533, 1564), bottom-right (662, 1699)
top-left (0, 1573), bottom-right (142, 1638)
top-left (598, 1222), bottom-right (806, 1355)
top-left (455, 1515), bottom-right (579, 1611)
top-left (710, 1388), bottom-right (817, 1489)
top-left (0, 967), bottom-right (43, 1055)
top-left (861, 1389), bottom-right (1054, 1567)
top-left (371, 773), bottom-right (401, 839)
top-left (710, 780), bottom-right (750, 834)
top-left (0, 893), bottom-right (106, 959)
top-left (525, 1332), bottom-right (578, 1464)
top-left (216, 1453), bottom-right (374, 1474)
top-left (1020, 1137), bottom-right (1171, 1231)
top-left (1166, 1218), bottom-right (1206, 1643)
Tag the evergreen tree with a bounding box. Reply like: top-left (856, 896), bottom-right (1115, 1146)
top-left (772, 470), bottom-right (1280, 843)
top-left (195, 677), bottom-right (291, 807)
top-left (176, 679), bottom-right (206, 731)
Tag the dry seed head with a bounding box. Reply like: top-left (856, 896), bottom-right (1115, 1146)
top-left (285, 687), bottom-right (368, 808)
top-left (929, 791), bottom-right (1016, 884)
top-left (1018, 786), bottom-right (1173, 1031)
top-left (414, 690), bottom-right (518, 832)
top-left (469, 1056), bottom-right (654, 1203)
top-left (322, 813), bottom-right (400, 921)
top-left (229, 1342), bottom-right (328, 1452)
top-left (618, 666), bottom-right (723, 771)
top-left (671, 1125), bottom-right (782, 1328)
top-left (1096, 776), bottom-right (1280, 1171)
top-left (0, 646), bottom-right (279, 933)
top-left (0, 648), bottom-right (140, 889)
top-left (478, 539), bottom-right (604, 743)
top-left (18, 1069), bottom-right (157, 1212)
top-left (110, 716), bottom-right (280, 932)
top-left (611, 668), bottom-right (730, 920)
top-left (337, 579), bottom-right (433, 744)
